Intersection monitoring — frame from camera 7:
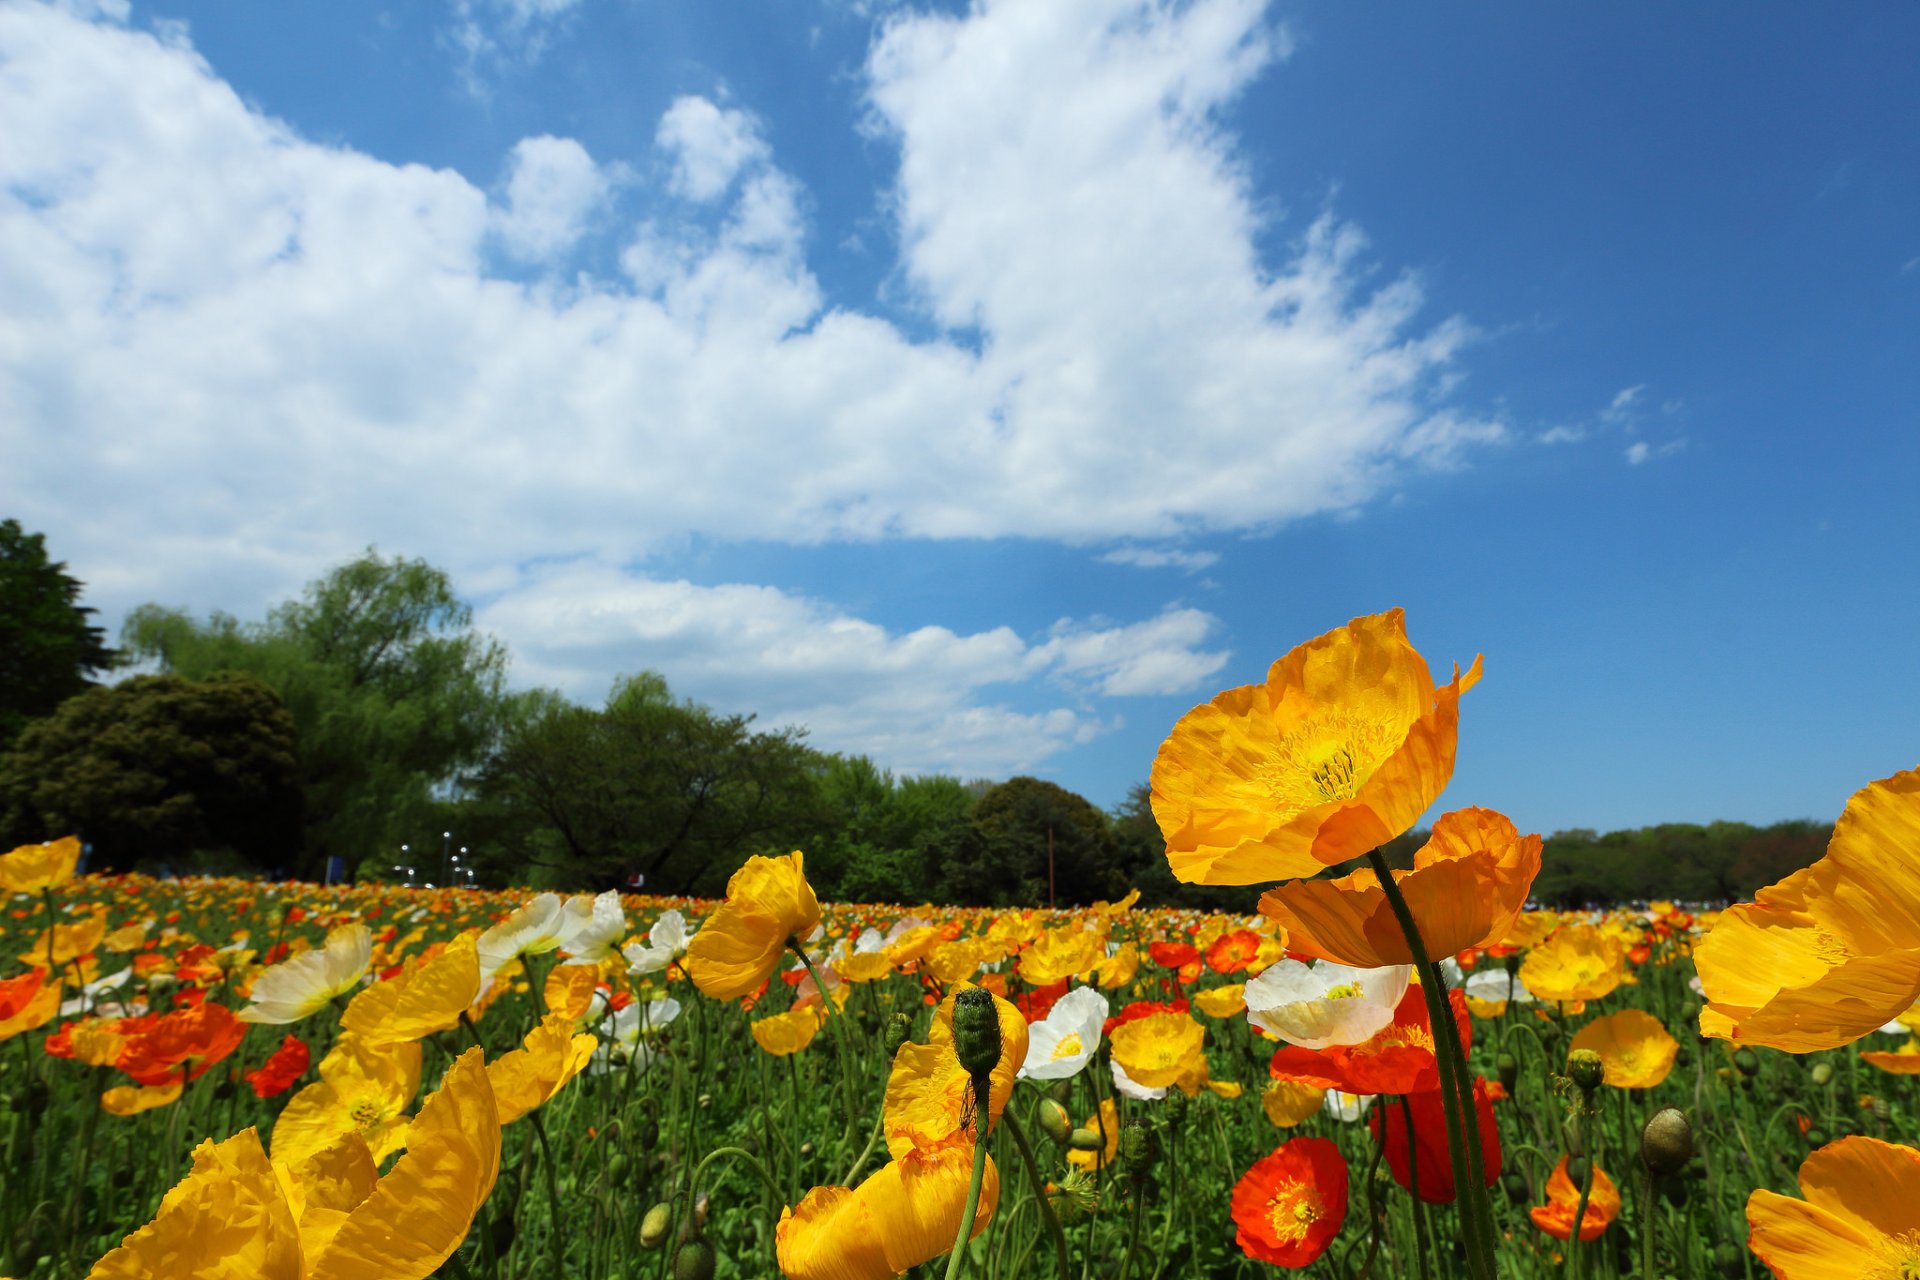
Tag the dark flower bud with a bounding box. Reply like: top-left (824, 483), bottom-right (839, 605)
top-left (1502, 1171), bottom-right (1531, 1205)
top-left (883, 1011), bottom-right (913, 1059)
top-left (488, 1207), bottom-right (517, 1256)
top-left (673, 1239), bottom-right (717, 1280)
top-left (1639, 1107), bottom-right (1692, 1175)
top-left (1567, 1049), bottom-right (1605, 1093)
top-left (1120, 1119), bottom-right (1153, 1179)
top-left (1805, 1128), bottom-right (1828, 1148)
top-left (1732, 1048), bottom-right (1760, 1077)
top-left (952, 987), bottom-right (1002, 1081)
top-left (1163, 1090), bottom-right (1188, 1128)
top-left (1496, 1051), bottom-right (1518, 1093)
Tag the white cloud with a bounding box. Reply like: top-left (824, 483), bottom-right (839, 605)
top-left (477, 563), bottom-right (1228, 776)
top-left (1624, 440), bottom-right (1684, 465)
top-left (2, 1), bottom-right (1500, 735)
top-left (1538, 425), bottom-right (1585, 445)
top-left (492, 135), bottom-right (612, 263)
top-left (656, 96), bottom-right (771, 202)
top-left (446, 0), bottom-right (583, 92)
top-left (1101, 546), bottom-right (1221, 572)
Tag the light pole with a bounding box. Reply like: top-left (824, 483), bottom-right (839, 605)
top-left (439, 831), bottom-right (452, 886)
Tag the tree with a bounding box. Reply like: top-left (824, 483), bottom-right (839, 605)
top-left (475, 672), bottom-right (829, 895)
top-left (0, 520), bottom-right (117, 749)
top-left (120, 549), bottom-right (508, 878)
top-left (0, 673), bottom-right (301, 872)
top-left (947, 777), bottom-right (1127, 907)
top-left (804, 758), bottom-right (974, 903)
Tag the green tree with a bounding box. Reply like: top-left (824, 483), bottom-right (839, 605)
top-left (475, 672), bottom-right (828, 895)
top-left (120, 550), bottom-right (508, 878)
top-left (804, 758), bottom-right (973, 903)
top-left (0, 520), bottom-right (118, 749)
top-left (0, 673), bottom-right (301, 872)
top-left (949, 776), bottom-right (1126, 907)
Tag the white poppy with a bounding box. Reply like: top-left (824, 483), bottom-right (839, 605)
top-left (1322, 1091), bottom-right (1377, 1123)
top-left (589, 997), bottom-right (682, 1075)
top-left (623, 908), bottom-right (692, 975)
top-left (1111, 1056), bottom-right (1166, 1101)
top-left (477, 893), bottom-right (572, 977)
top-left (1020, 985), bottom-right (1109, 1080)
top-left (560, 890), bottom-right (628, 965)
top-left (1243, 959), bottom-right (1409, 1050)
top-left (1463, 969), bottom-right (1534, 1006)
top-left (238, 923), bottom-right (372, 1024)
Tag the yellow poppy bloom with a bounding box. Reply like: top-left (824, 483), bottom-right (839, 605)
top-left (271, 1035), bottom-right (422, 1166)
top-left (1262, 1079), bottom-right (1326, 1128)
top-left (1193, 983), bottom-right (1248, 1019)
top-left (1567, 1009), bottom-right (1677, 1089)
top-left (18, 913), bottom-right (106, 968)
top-left (1093, 941), bottom-right (1141, 989)
top-left (100, 1079), bottom-right (185, 1117)
top-left (776, 1138), bottom-right (999, 1280)
top-left (750, 1003), bottom-right (827, 1056)
top-left (1018, 925), bottom-right (1107, 985)
top-left (541, 964), bottom-right (601, 1022)
top-left (0, 836), bottom-right (81, 894)
top-left (1109, 1010), bottom-right (1207, 1089)
top-left (0, 969), bottom-right (60, 1040)
top-left (1520, 924), bottom-right (1625, 1004)
top-left (1151, 610), bottom-right (1481, 885)
top-left (884, 983), bottom-right (1028, 1159)
top-left (87, 1128), bottom-right (303, 1279)
top-left (486, 1013), bottom-right (597, 1124)
top-left (1696, 766), bottom-right (1920, 1052)
top-left (1747, 1137), bottom-right (1920, 1279)
top-left (340, 933), bottom-right (481, 1045)
top-left (685, 852), bottom-right (821, 1001)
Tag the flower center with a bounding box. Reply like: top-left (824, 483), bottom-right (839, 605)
top-left (1264, 1186), bottom-right (1321, 1244)
top-left (1051, 1033), bottom-right (1084, 1061)
top-left (1322, 983), bottom-right (1363, 1001)
top-left (1258, 712), bottom-right (1402, 817)
top-left (1869, 1232), bottom-right (1920, 1280)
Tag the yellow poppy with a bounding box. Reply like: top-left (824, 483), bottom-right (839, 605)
top-left (1151, 610), bottom-right (1481, 885)
top-left (86, 1129), bottom-right (303, 1280)
top-left (1018, 925), bottom-right (1107, 985)
top-left (750, 1003), bottom-right (827, 1056)
top-left (486, 1013), bottom-right (597, 1124)
top-left (1259, 807), bottom-right (1540, 968)
top-left (18, 913), bottom-right (107, 968)
top-left (1696, 766), bottom-right (1920, 1052)
top-left (1747, 1137), bottom-right (1920, 1279)
top-left (1110, 1010), bottom-right (1207, 1089)
top-left (340, 933), bottom-right (481, 1045)
top-left (1262, 1079), bottom-right (1326, 1128)
top-left (1860, 1041), bottom-right (1920, 1074)
top-left (1193, 983), bottom-right (1248, 1019)
top-left (1567, 1009), bottom-right (1677, 1089)
top-left (777, 1138), bottom-right (999, 1280)
top-left (884, 983), bottom-right (1028, 1159)
top-left (0, 969), bottom-right (60, 1040)
top-left (685, 852), bottom-right (822, 1001)
top-left (100, 1079), bottom-right (185, 1117)
top-left (271, 1035), bottom-right (422, 1166)
top-left (0, 836), bottom-right (81, 894)
top-left (541, 964), bottom-right (601, 1022)
top-left (1093, 941), bottom-right (1141, 989)
top-left (1520, 924), bottom-right (1625, 1005)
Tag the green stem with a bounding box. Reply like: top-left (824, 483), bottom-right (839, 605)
top-left (788, 941), bottom-right (862, 1148)
top-left (1002, 1108), bottom-right (1072, 1279)
top-left (527, 1108), bottom-right (567, 1280)
top-left (943, 1075), bottom-right (993, 1280)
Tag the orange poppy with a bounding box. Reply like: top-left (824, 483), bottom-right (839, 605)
top-left (0, 967), bottom-right (60, 1039)
top-left (1259, 808), bottom-right (1540, 968)
top-left (1520, 924), bottom-right (1626, 1005)
top-left (1269, 985), bottom-right (1469, 1097)
top-left (1695, 766), bottom-right (1920, 1052)
top-left (685, 852), bottom-right (822, 1001)
top-left (1860, 1041), bottom-right (1920, 1074)
top-left (1530, 1155), bottom-right (1621, 1242)
top-left (1567, 1009), bottom-right (1677, 1089)
top-left (1229, 1137), bottom-right (1349, 1267)
top-left (1151, 610), bottom-right (1481, 886)
top-left (114, 1002), bottom-right (246, 1086)
top-left (1747, 1137), bottom-right (1920, 1278)
top-left (243, 1035), bottom-right (310, 1099)
top-left (1207, 929), bottom-right (1262, 974)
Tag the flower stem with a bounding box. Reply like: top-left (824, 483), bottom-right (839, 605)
top-left (944, 1075), bottom-right (993, 1280)
top-left (1002, 1107), bottom-right (1072, 1279)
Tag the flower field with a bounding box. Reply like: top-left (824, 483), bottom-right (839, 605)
top-left (1, 612), bottom-right (1916, 1278)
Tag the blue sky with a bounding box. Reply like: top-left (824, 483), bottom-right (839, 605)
top-left (3, 0), bottom-right (1915, 835)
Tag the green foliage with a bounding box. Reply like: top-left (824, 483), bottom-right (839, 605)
top-left (473, 672), bottom-right (829, 896)
top-left (1532, 819), bottom-right (1828, 906)
top-left (119, 549), bottom-right (507, 878)
top-left (0, 519), bottom-right (117, 750)
top-left (0, 673), bottom-right (300, 871)
top-left (945, 775), bottom-right (1130, 907)
top-left (803, 760), bottom-right (973, 903)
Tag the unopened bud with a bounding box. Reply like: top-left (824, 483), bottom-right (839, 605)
top-left (1732, 1048), bottom-right (1760, 1077)
top-left (1496, 1052), bottom-right (1518, 1093)
top-left (1037, 1098), bottom-right (1072, 1145)
top-left (1501, 1170), bottom-right (1530, 1205)
top-left (1067, 1127), bottom-right (1107, 1152)
top-left (1639, 1108), bottom-right (1692, 1175)
top-left (1163, 1090), bottom-right (1188, 1128)
top-left (951, 988), bottom-right (1002, 1080)
top-left (672, 1238), bottom-right (717, 1280)
top-left (1120, 1119), bottom-right (1153, 1178)
top-left (1810, 1062), bottom-right (1833, 1086)
top-left (1567, 1049), bottom-right (1605, 1093)
top-left (1872, 1096), bottom-right (1893, 1124)
top-left (883, 1011), bottom-right (913, 1059)
top-left (639, 1204), bottom-right (673, 1250)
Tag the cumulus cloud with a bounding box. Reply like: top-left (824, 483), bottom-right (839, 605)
top-left (1, 0), bottom-right (1500, 774)
top-left (477, 563), bottom-right (1228, 776)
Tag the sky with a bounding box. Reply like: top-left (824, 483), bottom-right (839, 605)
top-left (3, 0), bottom-right (1917, 835)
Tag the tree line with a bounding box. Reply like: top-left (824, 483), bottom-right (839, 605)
top-left (0, 523), bottom-right (1836, 905)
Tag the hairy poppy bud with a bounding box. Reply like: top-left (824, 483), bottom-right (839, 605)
top-left (1120, 1119), bottom-right (1153, 1179)
top-left (1496, 1051), bottom-right (1518, 1093)
top-left (1567, 1048), bottom-right (1605, 1093)
top-left (951, 987), bottom-right (1002, 1081)
top-left (1639, 1107), bottom-right (1692, 1175)
top-left (1037, 1097), bottom-right (1072, 1146)
top-left (1068, 1127), bottom-right (1107, 1152)
top-left (1164, 1090), bottom-right (1188, 1128)
top-left (673, 1238), bottom-right (716, 1280)
top-left (1046, 1079), bottom-right (1073, 1106)
top-left (1732, 1048), bottom-right (1760, 1078)
top-left (883, 1011), bottom-right (913, 1059)
top-left (489, 1207), bottom-right (517, 1256)
top-left (1809, 1062), bottom-right (1833, 1086)
top-left (639, 1203), bottom-right (673, 1250)
top-left (1872, 1096), bottom-right (1893, 1124)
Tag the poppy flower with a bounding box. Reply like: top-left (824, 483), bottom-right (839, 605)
top-left (1567, 1009), bottom-right (1678, 1089)
top-left (487, 1012), bottom-right (597, 1124)
top-left (1019, 985), bottom-right (1108, 1080)
top-left (271, 1034), bottom-right (422, 1165)
top-left (1230, 1137), bottom-right (1349, 1267)
top-left (1462, 968), bottom-right (1534, 1018)
top-left (1270, 985), bottom-right (1469, 1097)
top-left (1520, 924), bottom-right (1626, 1005)
top-left (239, 924), bottom-right (371, 1025)
top-left (1193, 983), bottom-right (1248, 1019)
top-left (1861, 1041), bottom-right (1920, 1073)
top-left (1109, 1009), bottom-right (1206, 1090)
top-left (0, 967), bottom-right (60, 1039)
top-left (1149, 940), bottom-right (1200, 969)
top-left (685, 852), bottom-right (822, 1001)
top-left (1207, 929), bottom-right (1262, 975)
top-left (1370, 1074), bottom-right (1502, 1204)
top-left (1092, 942), bottom-right (1141, 989)
top-left (339, 932), bottom-right (481, 1045)
top-left (622, 908), bottom-right (691, 975)
top-left (1243, 959), bottom-right (1409, 1050)
top-left (1258, 808), bottom-right (1541, 969)
top-left (19, 913), bottom-right (106, 969)
top-left (244, 1034), bottom-right (311, 1099)
top-left (1261, 1079), bottom-right (1326, 1128)
top-left (114, 1001), bottom-right (245, 1086)
top-left (1151, 610), bottom-right (1481, 886)
top-left (1530, 1155), bottom-right (1620, 1242)
top-left (885, 983), bottom-right (1028, 1158)
top-left (0, 836), bottom-right (80, 893)
top-left (1018, 926), bottom-right (1107, 985)
top-left (776, 1137), bottom-right (1000, 1280)
top-left (750, 1002), bottom-right (827, 1056)
top-left (1746, 1137), bottom-right (1920, 1278)
top-left (1695, 766), bottom-right (1920, 1052)
top-left (1066, 1098), bottom-right (1120, 1172)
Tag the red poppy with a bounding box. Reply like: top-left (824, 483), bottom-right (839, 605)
top-left (1269, 987), bottom-right (1470, 1097)
top-left (1104, 998), bottom-right (1189, 1038)
top-left (1206, 929), bottom-right (1262, 975)
top-left (1148, 941), bottom-right (1199, 970)
top-left (1230, 1137), bottom-right (1349, 1267)
top-left (1014, 979), bottom-right (1069, 1024)
top-left (114, 1002), bottom-right (246, 1086)
top-left (1369, 1074), bottom-right (1502, 1205)
top-left (243, 1033), bottom-right (310, 1098)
